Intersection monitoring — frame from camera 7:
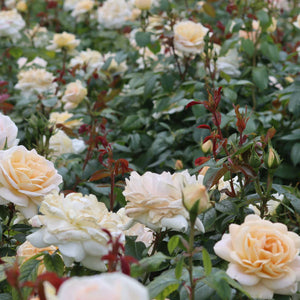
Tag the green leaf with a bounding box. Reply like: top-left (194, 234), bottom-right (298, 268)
top-left (9, 47), bottom-right (23, 58)
top-left (241, 39), bottom-right (254, 57)
top-left (43, 253), bottom-right (65, 277)
top-left (131, 252), bottom-right (170, 277)
top-left (42, 97), bottom-right (58, 107)
top-left (223, 87), bottom-right (237, 102)
top-left (175, 256), bottom-right (184, 280)
top-left (168, 235), bottom-right (180, 255)
top-left (288, 92), bottom-right (300, 117)
top-left (252, 66), bottom-right (268, 90)
top-left (260, 41), bottom-right (279, 62)
top-left (135, 31), bottom-right (151, 47)
top-left (256, 10), bottom-right (269, 27)
top-left (147, 269), bottom-right (180, 299)
top-left (202, 248), bottom-right (212, 276)
top-left (291, 143), bottom-right (300, 166)
top-left (203, 3), bottom-right (216, 18)
top-left (17, 259), bottom-right (40, 300)
top-left (0, 293), bottom-right (12, 300)
top-left (200, 208), bottom-right (216, 230)
top-left (125, 236), bottom-right (147, 260)
top-left (161, 74), bottom-right (175, 92)
top-left (144, 75), bottom-right (158, 98)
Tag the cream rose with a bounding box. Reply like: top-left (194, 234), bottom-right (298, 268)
top-left (97, 0), bottom-right (132, 29)
top-left (57, 273), bottom-right (149, 300)
top-left (47, 32), bottom-right (80, 54)
top-left (61, 80), bottom-right (87, 110)
top-left (15, 68), bottom-right (56, 96)
top-left (0, 146), bottom-right (62, 218)
top-left (135, 0), bottom-right (152, 10)
top-left (0, 113), bottom-right (19, 150)
top-left (25, 24), bottom-right (49, 48)
top-left (49, 112), bottom-right (82, 129)
top-left (27, 192), bottom-right (125, 271)
top-left (69, 49), bottom-right (104, 76)
top-left (71, 0), bottom-right (94, 18)
top-left (123, 170), bottom-right (205, 232)
top-left (214, 215), bottom-right (300, 299)
top-left (17, 240), bottom-right (57, 275)
top-left (174, 20), bottom-right (209, 54)
top-left (63, 0), bottom-right (81, 10)
top-left (0, 9), bottom-right (25, 43)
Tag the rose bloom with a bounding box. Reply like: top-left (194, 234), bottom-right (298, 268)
top-left (27, 192), bottom-right (125, 271)
top-left (61, 80), bottom-right (87, 110)
top-left (17, 240), bottom-right (57, 275)
top-left (0, 146), bottom-right (62, 218)
top-left (71, 0), bottom-right (94, 19)
top-left (49, 130), bottom-right (86, 159)
top-left (293, 15), bottom-right (300, 30)
top-left (105, 53), bottom-right (128, 75)
top-left (69, 49), bottom-right (104, 77)
top-left (123, 170), bottom-right (205, 232)
top-left (63, 0), bottom-right (82, 11)
top-left (17, 56), bottom-right (47, 69)
top-left (16, 0), bottom-right (27, 12)
top-left (57, 273), bottom-right (149, 300)
top-left (49, 112), bottom-right (82, 129)
top-left (174, 20), bottom-right (209, 54)
top-left (97, 0), bottom-right (132, 29)
top-left (214, 215), bottom-right (300, 299)
top-left (25, 24), bottom-right (49, 48)
top-left (47, 32), bottom-right (80, 54)
top-left (15, 68), bottom-right (56, 96)
top-left (0, 9), bottom-right (25, 43)
top-left (135, 0), bottom-right (152, 10)
top-left (0, 113), bottom-right (19, 150)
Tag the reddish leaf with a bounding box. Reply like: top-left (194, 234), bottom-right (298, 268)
top-left (186, 101), bottom-right (202, 109)
top-left (197, 124), bottom-right (211, 130)
top-left (205, 166), bottom-right (228, 189)
top-left (195, 156), bottom-right (210, 166)
top-left (89, 170), bottom-right (111, 182)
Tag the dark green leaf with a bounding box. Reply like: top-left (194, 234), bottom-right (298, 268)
top-left (252, 66), bottom-right (268, 90)
top-left (43, 253), bottom-right (65, 277)
top-left (202, 248), bottom-right (212, 276)
top-left (135, 31), bottom-right (152, 47)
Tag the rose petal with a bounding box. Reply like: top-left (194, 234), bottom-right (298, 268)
top-left (242, 283), bottom-right (274, 299)
top-left (0, 186), bottom-right (28, 206)
top-left (213, 234), bottom-right (233, 262)
top-left (226, 263), bottom-right (260, 286)
top-left (262, 269), bottom-right (296, 290)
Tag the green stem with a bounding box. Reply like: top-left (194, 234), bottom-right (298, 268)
top-left (188, 220), bottom-right (195, 300)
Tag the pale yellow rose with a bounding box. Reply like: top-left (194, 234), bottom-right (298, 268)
top-left (61, 80), bottom-right (87, 110)
top-left (57, 273), bottom-right (149, 300)
top-left (214, 215), bottom-right (300, 299)
top-left (17, 240), bottom-right (57, 275)
top-left (15, 68), bottom-right (56, 96)
top-left (47, 32), bottom-right (80, 53)
top-left (71, 0), bottom-right (94, 18)
top-left (49, 112), bottom-right (82, 129)
top-left (16, 0), bottom-right (27, 12)
top-left (173, 20), bottom-right (209, 54)
top-left (135, 0), bottom-right (152, 10)
top-left (49, 130), bottom-right (74, 157)
top-left (27, 192), bottom-right (125, 271)
top-left (0, 9), bottom-right (25, 42)
top-left (0, 146), bottom-right (62, 218)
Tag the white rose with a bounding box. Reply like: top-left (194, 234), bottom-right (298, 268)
top-left (293, 15), bottom-right (300, 30)
top-left (123, 170), bottom-right (205, 232)
top-left (15, 68), bottom-right (56, 96)
top-left (71, 0), bottom-right (94, 18)
top-left (63, 0), bottom-right (82, 11)
top-left (27, 192), bottom-right (125, 271)
top-left (214, 215), bottom-right (300, 299)
top-left (0, 9), bottom-right (25, 43)
top-left (25, 24), bottom-right (49, 48)
top-left (105, 53), bottom-right (128, 75)
top-left (17, 56), bottom-right (48, 69)
top-left (57, 273), bottom-right (149, 300)
top-left (97, 0), bottom-right (132, 29)
top-left (61, 80), bottom-right (87, 110)
top-left (0, 146), bottom-right (62, 218)
top-left (216, 48), bottom-right (241, 78)
top-left (0, 113), bottom-right (19, 150)
top-left (174, 20), bottom-right (209, 54)
top-left (47, 32), bottom-right (80, 54)
top-left (69, 49), bottom-right (104, 76)
top-left (49, 130), bottom-right (74, 157)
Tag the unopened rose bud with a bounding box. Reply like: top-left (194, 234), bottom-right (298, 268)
top-left (249, 148), bottom-right (262, 169)
top-left (265, 147), bottom-right (281, 169)
top-left (135, 0), bottom-right (152, 10)
top-left (175, 159), bottom-right (183, 170)
top-left (183, 183), bottom-right (211, 214)
top-left (201, 140), bottom-right (213, 154)
top-left (285, 76), bottom-right (294, 83)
